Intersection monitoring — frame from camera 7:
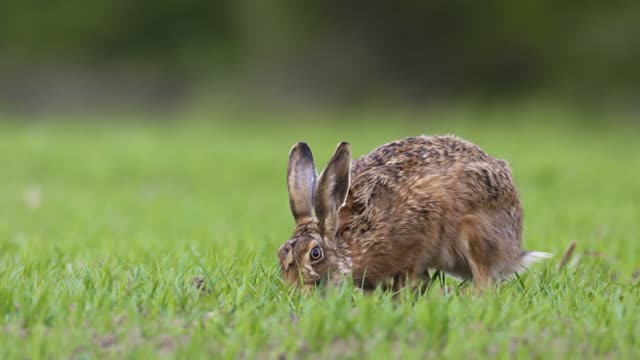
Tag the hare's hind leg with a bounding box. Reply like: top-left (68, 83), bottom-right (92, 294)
top-left (457, 213), bottom-right (499, 289)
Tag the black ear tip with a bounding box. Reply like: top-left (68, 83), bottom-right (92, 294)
top-left (290, 142), bottom-right (313, 158)
top-left (335, 141), bottom-right (351, 154)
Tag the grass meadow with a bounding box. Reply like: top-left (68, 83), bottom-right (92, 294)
top-left (1, 107), bottom-right (639, 359)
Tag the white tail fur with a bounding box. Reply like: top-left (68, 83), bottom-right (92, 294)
top-left (499, 251), bottom-right (553, 280)
top-left (520, 251), bottom-right (554, 269)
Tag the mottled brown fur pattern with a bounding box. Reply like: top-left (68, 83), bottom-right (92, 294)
top-left (278, 135), bottom-right (550, 292)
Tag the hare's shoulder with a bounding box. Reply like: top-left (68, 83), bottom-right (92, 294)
top-left (338, 167), bottom-right (392, 229)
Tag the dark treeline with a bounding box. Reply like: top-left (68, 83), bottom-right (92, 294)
top-left (0, 0), bottom-right (638, 106)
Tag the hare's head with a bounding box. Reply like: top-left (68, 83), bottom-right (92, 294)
top-left (278, 142), bottom-right (351, 290)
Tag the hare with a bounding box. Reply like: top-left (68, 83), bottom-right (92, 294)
top-left (277, 136), bottom-right (551, 292)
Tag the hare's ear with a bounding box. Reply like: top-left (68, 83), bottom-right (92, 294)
top-left (315, 142), bottom-right (351, 239)
top-left (287, 142), bottom-right (318, 224)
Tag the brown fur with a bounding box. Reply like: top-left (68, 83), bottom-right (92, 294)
top-left (278, 135), bottom-right (550, 292)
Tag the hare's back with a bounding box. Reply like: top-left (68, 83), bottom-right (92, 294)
top-left (353, 135), bottom-right (495, 177)
top-left (350, 135), bottom-right (518, 208)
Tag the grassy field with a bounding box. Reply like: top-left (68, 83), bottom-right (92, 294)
top-left (1, 107), bottom-right (639, 359)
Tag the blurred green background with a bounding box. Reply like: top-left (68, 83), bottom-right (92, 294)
top-left (0, 0), bottom-right (638, 113)
top-left (1, 3), bottom-right (640, 358)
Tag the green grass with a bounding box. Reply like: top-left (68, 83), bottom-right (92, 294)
top-left (1, 107), bottom-right (639, 359)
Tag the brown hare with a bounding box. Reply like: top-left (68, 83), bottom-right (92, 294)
top-left (278, 136), bottom-right (551, 292)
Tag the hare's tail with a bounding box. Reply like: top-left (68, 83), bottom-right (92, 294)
top-left (519, 251), bottom-right (553, 269)
top-left (499, 251), bottom-right (553, 280)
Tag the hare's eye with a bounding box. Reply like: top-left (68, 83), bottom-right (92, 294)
top-left (309, 246), bottom-right (323, 261)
